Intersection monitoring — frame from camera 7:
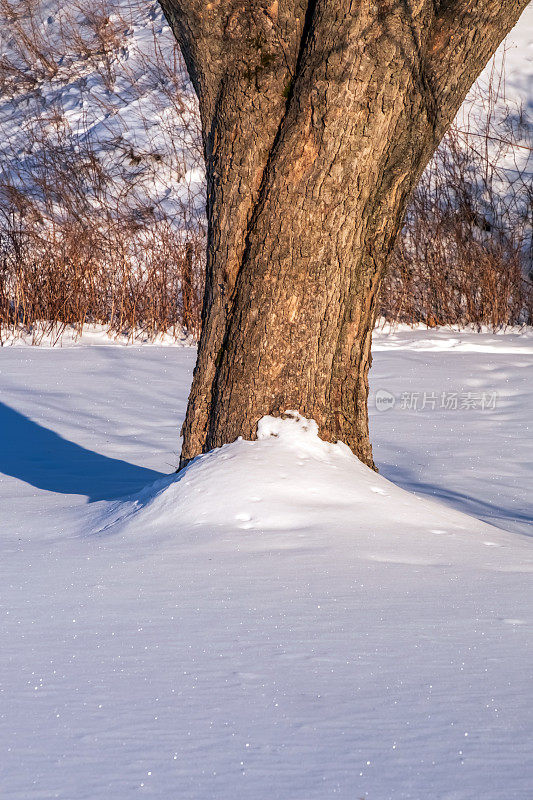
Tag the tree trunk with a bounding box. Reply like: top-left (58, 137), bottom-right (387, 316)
top-left (159, 0), bottom-right (529, 469)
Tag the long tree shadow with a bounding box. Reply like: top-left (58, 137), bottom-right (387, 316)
top-left (379, 459), bottom-right (533, 537)
top-left (0, 401), bottom-right (166, 502)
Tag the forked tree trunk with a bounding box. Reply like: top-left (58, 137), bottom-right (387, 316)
top-left (160, 0), bottom-right (528, 468)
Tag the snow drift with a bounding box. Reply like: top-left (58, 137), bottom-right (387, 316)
top-left (94, 412), bottom-right (532, 577)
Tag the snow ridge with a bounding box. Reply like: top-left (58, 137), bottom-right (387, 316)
top-left (91, 412), bottom-right (532, 577)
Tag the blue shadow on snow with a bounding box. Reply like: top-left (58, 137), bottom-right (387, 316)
top-left (379, 460), bottom-right (533, 536)
top-left (0, 401), bottom-right (166, 502)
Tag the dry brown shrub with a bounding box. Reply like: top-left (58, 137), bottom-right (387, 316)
top-left (0, 0), bottom-right (205, 343)
top-left (381, 56), bottom-right (533, 329)
top-left (0, 6), bottom-right (530, 343)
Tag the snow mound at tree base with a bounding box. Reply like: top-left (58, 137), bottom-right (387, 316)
top-left (94, 412), bottom-right (532, 574)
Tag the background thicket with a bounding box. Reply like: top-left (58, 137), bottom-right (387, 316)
top-left (0, 0), bottom-right (531, 343)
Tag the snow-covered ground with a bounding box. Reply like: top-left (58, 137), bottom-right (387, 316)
top-left (1, 328), bottom-right (531, 799)
top-left (498, 3), bottom-right (533, 109)
top-left (0, 0), bottom-right (203, 222)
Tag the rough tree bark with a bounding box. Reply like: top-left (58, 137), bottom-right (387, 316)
top-left (159, 0), bottom-right (528, 469)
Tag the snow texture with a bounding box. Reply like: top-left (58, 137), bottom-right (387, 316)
top-left (0, 0), bottom-right (202, 220)
top-left (0, 328), bottom-right (531, 799)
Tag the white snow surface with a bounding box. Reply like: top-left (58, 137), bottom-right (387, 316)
top-left (1, 328), bottom-right (531, 799)
top-left (499, 3), bottom-right (533, 109)
top-left (1, 322), bottom-right (195, 348)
